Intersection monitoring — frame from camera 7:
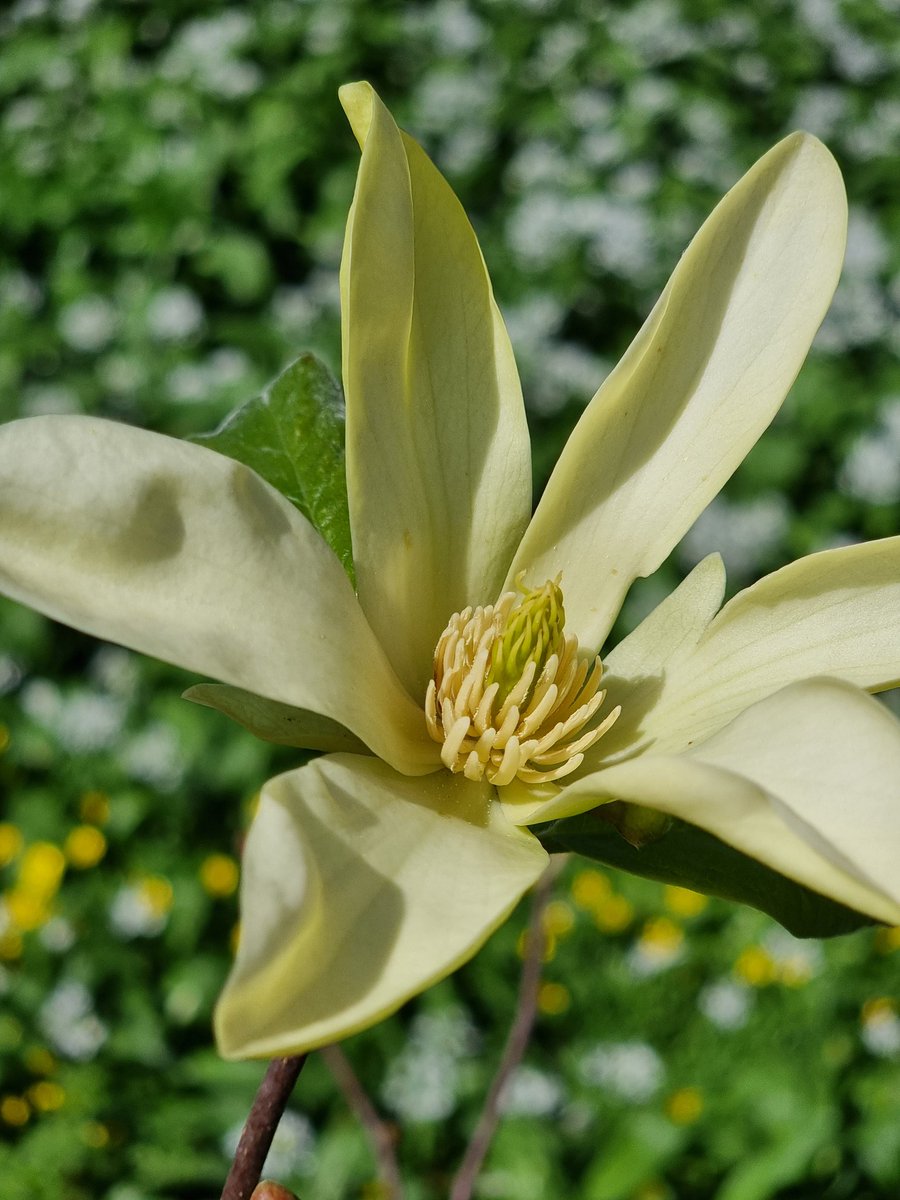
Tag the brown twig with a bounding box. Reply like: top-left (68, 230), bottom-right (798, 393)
top-left (220, 1055), bottom-right (307, 1200)
top-left (320, 1042), bottom-right (404, 1200)
top-left (449, 856), bottom-right (567, 1200)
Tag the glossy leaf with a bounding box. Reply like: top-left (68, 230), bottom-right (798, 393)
top-left (193, 353), bottom-right (354, 579)
top-left (538, 811), bottom-right (872, 938)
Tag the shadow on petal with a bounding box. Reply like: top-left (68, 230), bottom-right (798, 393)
top-left (215, 754), bottom-right (546, 1058)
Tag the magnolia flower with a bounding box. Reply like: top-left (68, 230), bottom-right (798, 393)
top-left (1, 83), bottom-right (899, 1060)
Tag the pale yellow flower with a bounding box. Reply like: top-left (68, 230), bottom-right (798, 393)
top-left (0, 83), bottom-right (898, 1059)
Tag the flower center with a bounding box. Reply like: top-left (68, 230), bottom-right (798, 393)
top-left (425, 576), bottom-right (620, 786)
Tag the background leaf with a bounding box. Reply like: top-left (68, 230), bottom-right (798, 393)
top-left (538, 811), bottom-right (874, 938)
top-left (192, 354), bottom-right (354, 581)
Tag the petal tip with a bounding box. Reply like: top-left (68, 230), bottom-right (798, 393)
top-left (771, 130), bottom-right (848, 220)
top-left (339, 80), bottom-right (376, 145)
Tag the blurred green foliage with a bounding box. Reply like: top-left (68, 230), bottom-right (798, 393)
top-left (0, 0), bottom-right (899, 1197)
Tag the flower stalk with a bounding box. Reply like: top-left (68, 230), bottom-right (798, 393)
top-left (449, 857), bottom-right (567, 1200)
top-left (220, 1056), bottom-right (307, 1200)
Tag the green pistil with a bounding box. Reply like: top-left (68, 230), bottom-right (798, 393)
top-left (487, 580), bottom-right (565, 706)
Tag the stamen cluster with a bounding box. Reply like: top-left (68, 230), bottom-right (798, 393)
top-left (425, 579), bottom-right (619, 786)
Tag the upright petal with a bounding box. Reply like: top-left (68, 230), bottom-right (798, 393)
top-left (508, 133), bottom-right (847, 651)
top-left (340, 82), bottom-right (532, 696)
top-left (0, 416), bottom-right (437, 774)
top-left (215, 754), bottom-right (547, 1058)
top-left (504, 681), bottom-right (900, 925)
top-left (635, 537), bottom-right (900, 754)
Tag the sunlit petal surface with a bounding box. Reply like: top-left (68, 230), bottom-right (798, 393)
top-left (508, 133), bottom-right (847, 653)
top-left (639, 536), bottom-right (900, 753)
top-left (0, 416), bottom-right (436, 774)
top-left (340, 82), bottom-right (531, 695)
top-left (215, 754), bottom-right (547, 1057)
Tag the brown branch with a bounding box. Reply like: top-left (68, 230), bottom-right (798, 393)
top-left (449, 856), bottom-right (567, 1200)
top-left (220, 1055), bottom-right (307, 1200)
top-left (320, 1042), bottom-right (404, 1200)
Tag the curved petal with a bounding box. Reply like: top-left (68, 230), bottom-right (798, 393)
top-left (585, 554), bottom-right (727, 764)
top-left (503, 680), bottom-right (900, 925)
top-left (637, 536), bottom-right (900, 754)
top-left (340, 82), bottom-right (531, 697)
top-left (508, 133), bottom-right (847, 651)
top-left (214, 754), bottom-right (547, 1058)
top-left (0, 416), bottom-right (437, 774)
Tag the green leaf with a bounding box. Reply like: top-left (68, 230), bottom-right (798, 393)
top-left (191, 353), bottom-right (354, 580)
top-left (583, 1112), bottom-right (686, 1200)
top-left (183, 682), bottom-right (369, 754)
top-left (715, 1099), bottom-right (834, 1200)
top-left (538, 810), bottom-right (874, 938)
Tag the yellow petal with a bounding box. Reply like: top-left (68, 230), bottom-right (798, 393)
top-left (214, 754), bottom-right (547, 1057)
top-left (340, 82), bottom-right (531, 696)
top-left (0, 416), bottom-right (437, 774)
top-left (506, 680), bottom-right (900, 925)
top-left (508, 133), bottom-right (847, 652)
top-left (637, 536), bottom-right (900, 754)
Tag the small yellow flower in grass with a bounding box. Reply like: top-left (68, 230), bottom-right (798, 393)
top-left (779, 964), bottom-right (811, 988)
top-left (571, 868), bottom-right (612, 910)
top-left (664, 886), bottom-right (708, 919)
top-left (5, 842), bottom-right (66, 931)
top-left (595, 894), bottom-right (635, 934)
top-left (634, 1185), bottom-right (670, 1200)
top-left (81, 1121), bottom-right (110, 1148)
top-left (734, 946), bottom-right (777, 988)
top-left (860, 997), bottom-right (900, 1057)
top-left (0, 824), bottom-right (22, 868)
top-left (27, 1080), bottom-right (65, 1112)
top-left (666, 1087), bottom-right (704, 1125)
top-left (543, 899), bottom-right (576, 938)
top-left (641, 917), bottom-right (684, 951)
top-left (1, 81), bottom-right (900, 1061)
top-left (5, 889), bottom-right (48, 932)
top-left (65, 826), bottom-right (107, 870)
top-left (19, 842), bottom-right (65, 899)
top-left (537, 981), bottom-right (570, 1015)
top-left (139, 875), bottom-right (174, 918)
top-left (778, 958), bottom-right (814, 988)
top-left (200, 853), bottom-right (239, 898)
top-left (0, 1095), bottom-right (30, 1127)
top-left (861, 996), bottom-right (896, 1023)
top-left (0, 931), bottom-right (22, 960)
top-left (79, 790), bottom-right (110, 824)
top-left (632, 917), bottom-right (685, 974)
top-left (23, 1047), bottom-right (57, 1076)
top-left (874, 926), bottom-right (900, 954)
